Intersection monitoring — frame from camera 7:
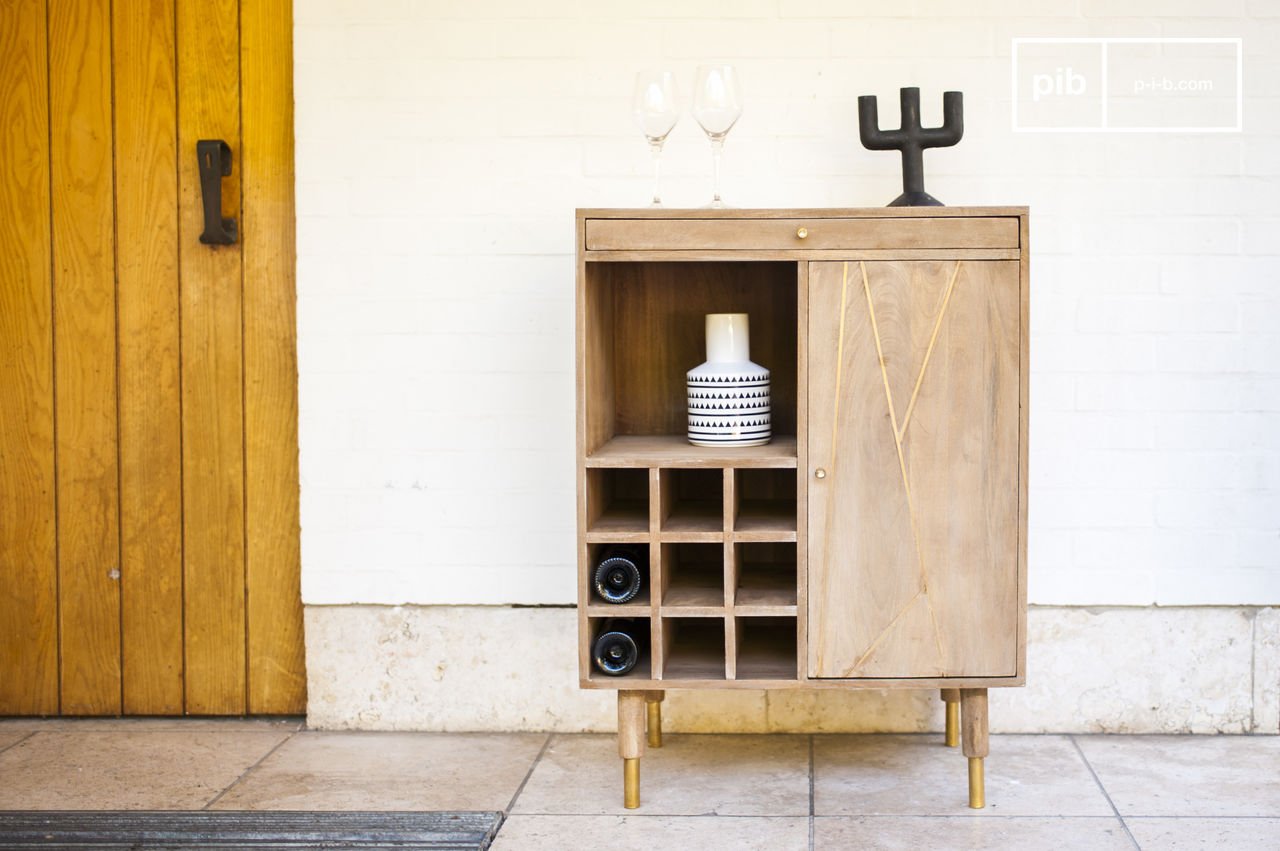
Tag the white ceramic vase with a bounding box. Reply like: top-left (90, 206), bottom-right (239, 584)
top-left (686, 313), bottom-right (771, 447)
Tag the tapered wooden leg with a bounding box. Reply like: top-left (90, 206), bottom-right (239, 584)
top-left (960, 688), bottom-right (989, 809)
top-left (941, 689), bottom-right (961, 748)
top-left (645, 690), bottom-right (665, 749)
top-left (619, 690), bottom-right (646, 809)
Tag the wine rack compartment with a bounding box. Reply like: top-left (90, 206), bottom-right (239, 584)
top-left (660, 468), bottom-right (723, 537)
top-left (586, 543), bottom-right (651, 612)
top-left (588, 616), bottom-right (652, 681)
top-left (733, 542), bottom-right (797, 612)
top-left (659, 543), bottom-right (724, 611)
top-left (661, 617), bottom-right (727, 681)
top-left (734, 616), bottom-right (798, 680)
top-left (732, 468), bottom-right (797, 539)
top-left (585, 468), bottom-right (649, 539)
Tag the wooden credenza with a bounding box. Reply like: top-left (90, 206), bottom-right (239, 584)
top-left (574, 207), bottom-right (1028, 810)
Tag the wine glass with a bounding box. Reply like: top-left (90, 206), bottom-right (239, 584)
top-left (632, 70), bottom-right (679, 207)
top-left (692, 64), bottom-right (743, 208)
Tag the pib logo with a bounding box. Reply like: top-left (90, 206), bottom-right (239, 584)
top-left (1031, 66), bottom-right (1088, 102)
top-left (1013, 38), bottom-right (1241, 132)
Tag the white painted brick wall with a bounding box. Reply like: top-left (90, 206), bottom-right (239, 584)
top-left (295, 1), bottom-right (1280, 607)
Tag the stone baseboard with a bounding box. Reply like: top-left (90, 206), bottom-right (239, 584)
top-left (304, 605), bottom-right (1279, 734)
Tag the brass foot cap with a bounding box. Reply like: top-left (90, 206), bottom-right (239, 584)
top-left (623, 758), bottom-right (640, 809)
top-left (967, 757), bottom-right (986, 809)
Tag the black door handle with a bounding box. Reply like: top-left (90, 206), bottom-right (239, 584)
top-left (197, 139), bottom-right (237, 245)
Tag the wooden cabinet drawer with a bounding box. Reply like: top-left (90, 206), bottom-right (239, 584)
top-left (584, 216), bottom-right (1019, 252)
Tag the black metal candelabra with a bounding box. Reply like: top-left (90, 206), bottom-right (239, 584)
top-left (858, 87), bottom-right (963, 207)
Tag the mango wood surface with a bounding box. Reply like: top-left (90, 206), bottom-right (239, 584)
top-left (49, 0), bottom-right (123, 714)
top-left (586, 249), bottom-right (1021, 263)
top-left (962, 688), bottom-right (991, 758)
top-left (796, 262), bottom-right (810, 678)
top-left (115, 0), bottom-right (184, 715)
top-left (0, 0), bottom-right (59, 715)
top-left (1017, 214), bottom-right (1031, 683)
top-left (586, 217), bottom-right (1017, 252)
top-left (587, 435), bottom-right (797, 469)
top-left (582, 675), bottom-right (1022, 691)
top-left (618, 691), bottom-right (647, 759)
top-left (579, 207), bottom-right (1029, 219)
top-left (807, 260), bottom-right (1020, 679)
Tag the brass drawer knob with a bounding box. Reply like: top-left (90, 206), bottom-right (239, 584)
top-left (796, 227), bottom-right (809, 239)
top-left (815, 468), bottom-right (826, 479)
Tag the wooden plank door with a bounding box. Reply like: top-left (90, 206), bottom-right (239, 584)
top-left (807, 260), bottom-right (1021, 679)
top-left (0, 0), bottom-right (303, 716)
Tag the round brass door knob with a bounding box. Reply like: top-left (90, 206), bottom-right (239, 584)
top-left (815, 468), bottom-right (826, 479)
top-left (796, 227), bottom-right (809, 239)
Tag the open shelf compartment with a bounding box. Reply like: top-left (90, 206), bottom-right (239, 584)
top-left (585, 468), bottom-right (649, 539)
top-left (660, 617), bottom-right (727, 681)
top-left (732, 468), bottom-right (797, 539)
top-left (733, 542), bottom-right (797, 612)
top-left (581, 261), bottom-right (798, 453)
top-left (733, 616), bottom-right (798, 680)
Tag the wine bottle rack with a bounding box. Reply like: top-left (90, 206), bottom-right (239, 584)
top-left (577, 257), bottom-right (801, 686)
top-left (583, 462), bottom-right (801, 685)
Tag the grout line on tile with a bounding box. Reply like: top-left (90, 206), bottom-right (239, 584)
top-left (1124, 815), bottom-right (1280, 820)
top-left (0, 731), bottom-right (36, 756)
top-left (202, 729), bottom-right (298, 811)
top-left (505, 732), bottom-right (553, 815)
top-left (808, 734), bottom-right (815, 851)
top-left (1069, 734), bottom-right (1141, 850)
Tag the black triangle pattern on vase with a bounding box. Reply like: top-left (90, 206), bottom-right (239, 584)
top-left (686, 373), bottom-right (772, 447)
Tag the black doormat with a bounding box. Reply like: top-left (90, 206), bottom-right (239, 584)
top-left (0, 811), bottom-right (503, 850)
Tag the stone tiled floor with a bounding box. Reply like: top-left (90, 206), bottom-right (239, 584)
top-left (0, 720), bottom-right (1277, 850)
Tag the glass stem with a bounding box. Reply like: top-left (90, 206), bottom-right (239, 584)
top-left (649, 141), bottom-right (663, 207)
top-left (710, 137), bottom-right (725, 206)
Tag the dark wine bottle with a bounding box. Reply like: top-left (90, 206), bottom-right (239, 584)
top-left (593, 545), bottom-right (648, 604)
top-left (592, 618), bottom-right (647, 676)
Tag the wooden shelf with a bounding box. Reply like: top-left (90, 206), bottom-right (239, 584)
top-left (587, 435), bottom-right (797, 468)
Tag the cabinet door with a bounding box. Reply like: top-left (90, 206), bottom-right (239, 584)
top-left (807, 260), bottom-right (1020, 679)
